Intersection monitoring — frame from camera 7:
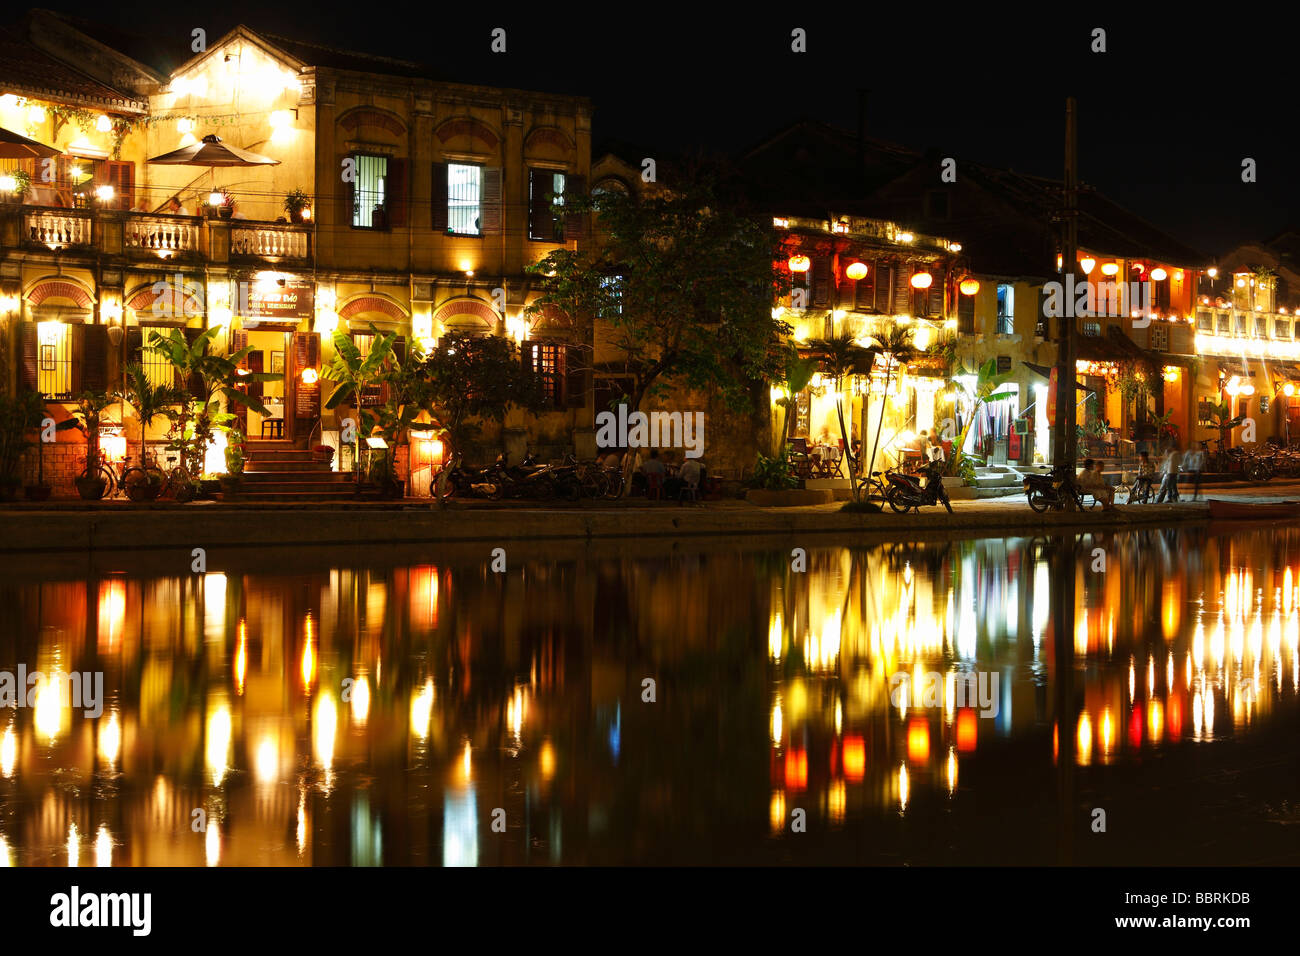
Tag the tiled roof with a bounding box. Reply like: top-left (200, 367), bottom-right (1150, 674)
top-left (255, 30), bottom-right (437, 79)
top-left (0, 25), bottom-right (145, 111)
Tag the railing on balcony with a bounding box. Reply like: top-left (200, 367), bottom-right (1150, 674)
top-left (125, 214), bottom-right (200, 255)
top-left (231, 222), bottom-right (310, 260)
top-left (24, 209), bottom-right (92, 248)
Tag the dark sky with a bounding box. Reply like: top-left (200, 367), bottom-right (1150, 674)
top-left (26, 3), bottom-right (1300, 256)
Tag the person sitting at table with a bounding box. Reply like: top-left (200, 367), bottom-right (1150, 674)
top-left (1077, 458), bottom-right (1115, 510)
top-left (925, 432), bottom-right (946, 466)
top-left (638, 448), bottom-right (667, 498)
top-left (677, 456), bottom-right (703, 502)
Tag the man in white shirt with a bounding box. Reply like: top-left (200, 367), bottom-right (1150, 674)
top-left (1155, 447), bottom-right (1182, 503)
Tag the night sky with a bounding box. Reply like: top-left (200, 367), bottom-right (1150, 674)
top-left (26, 3), bottom-right (1300, 256)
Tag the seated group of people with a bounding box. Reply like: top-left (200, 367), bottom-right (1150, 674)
top-left (598, 448), bottom-right (705, 501)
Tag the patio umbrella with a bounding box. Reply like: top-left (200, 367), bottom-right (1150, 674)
top-left (0, 126), bottom-right (60, 159)
top-left (147, 133), bottom-right (279, 207)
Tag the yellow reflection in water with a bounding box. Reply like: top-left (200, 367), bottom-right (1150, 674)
top-left (95, 825), bottom-right (112, 867)
top-left (0, 725), bottom-right (15, 778)
top-left (1076, 712), bottom-right (1093, 766)
top-left (313, 693), bottom-right (337, 770)
top-left (898, 763), bottom-right (909, 812)
top-left (946, 747), bottom-right (957, 795)
top-left (206, 703), bottom-right (231, 786)
top-left (768, 612), bottom-right (783, 661)
top-left (206, 819), bottom-right (220, 867)
top-left (770, 697), bottom-right (783, 748)
top-left (0, 834), bottom-right (9, 867)
top-left (410, 680), bottom-right (434, 739)
top-left (34, 675), bottom-right (64, 743)
top-left (351, 675), bottom-right (370, 725)
top-left (301, 613), bottom-right (316, 690)
top-left (98, 712), bottom-right (120, 768)
top-left (234, 620), bottom-right (247, 696)
top-left (66, 823), bottom-right (78, 867)
top-left (770, 790), bottom-right (785, 835)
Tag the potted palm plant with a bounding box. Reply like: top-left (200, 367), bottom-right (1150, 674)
top-left (220, 428), bottom-right (245, 499)
top-left (117, 364), bottom-right (181, 502)
top-left (58, 390), bottom-right (116, 500)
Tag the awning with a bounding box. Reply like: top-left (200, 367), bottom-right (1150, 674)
top-left (1024, 361), bottom-right (1089, 391)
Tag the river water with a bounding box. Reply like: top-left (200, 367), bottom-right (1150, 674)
top-left (0, 525), bottom-right (1296, 866)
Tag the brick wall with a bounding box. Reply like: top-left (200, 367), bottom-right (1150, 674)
top-left (21, 440), bottom-right (88, 496)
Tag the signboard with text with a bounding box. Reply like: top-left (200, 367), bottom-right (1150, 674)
top-left (241, 276), bottom-right (313, 324)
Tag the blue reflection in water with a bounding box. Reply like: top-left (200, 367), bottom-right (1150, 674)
top-left (443, 787), bottom-right (477, 867)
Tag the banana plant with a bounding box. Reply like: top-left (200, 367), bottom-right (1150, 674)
top-left (771, 348), bottom-right (819, 456)
top-left (808, 333), bottom-right (877, 498)
top-left (946, 357), bottom-right (1015, 478)
top-left (322, 327), bottom-right (397, 483)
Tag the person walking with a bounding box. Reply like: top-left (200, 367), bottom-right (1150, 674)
top-left (1185, 443), bottom-right (1206, 500)
top-left (1155, 446), bottom-right (1182, 503)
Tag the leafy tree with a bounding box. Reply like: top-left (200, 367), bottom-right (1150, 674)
top-left (417, 331), bottom-right (542, 460)
top-left (0, 391), bottom-right (46, 489)
top-left (527, 175), bottom-right (789, 480)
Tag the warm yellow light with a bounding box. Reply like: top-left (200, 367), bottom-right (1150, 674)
top-left (1285, 383), bottom-right (1295, 397)
top-left (845, 261), bottom-right (868, 280)
top-left (301, 367), bottom-right (319, 385)
top-left (1174, 270), bottom-right (1184, 281)
top-left (1080, 257), bottom-right (1096, 275)
top-left (95, 184), bottom-right (114, 202)
top-left (1236, 277), bottom-right (1247, 288)
top-left (1101, 262), bottom-right (1119, 276)
top-left (788, 255), bottom-right (811, 273)
top-left (910, 271), bottom-right (933, 289)
top-left (269, 110), bottom-right (291, 129)
top-left (209, 191), bottom-right (223, 207)
top-left (96, 114), bottom-right (112, 132)
top-left (959, 277), bottom-right (980, 296)
top-left (300, 206), bottom-right (311, 220)
top-left (0, 176), bottom-right (15, 194)
top-left (27, 105), bottom-right (46, 124)
top-left (177, 117), bottom-right (195, 134)
top-left (1151, 267), bottom-right (1168, 281)
top-left (898, 232), bottom-right (914, 243)
top-left (1207, 267), bottom-right (1218, 278)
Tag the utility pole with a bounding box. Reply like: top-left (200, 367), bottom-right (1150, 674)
top-left (1053, 97), bottom-right (1080, 468)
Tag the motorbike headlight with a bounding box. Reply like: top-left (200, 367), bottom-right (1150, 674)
top-left (1022, 479), bottom-right (1032, 491)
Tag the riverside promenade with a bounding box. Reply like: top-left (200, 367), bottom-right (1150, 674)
top-left (4, 479), bottom-right (1300, 553)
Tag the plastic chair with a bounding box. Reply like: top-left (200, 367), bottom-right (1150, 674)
top-left (646, 472), bottom-right (663, 501)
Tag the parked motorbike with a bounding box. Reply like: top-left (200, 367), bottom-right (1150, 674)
top-left (1023, 463), bottom-right (1086, 512)
top-left (431, 454), bottom-right (503, 500)
top-left (884, 460), bottom-right (953, 514)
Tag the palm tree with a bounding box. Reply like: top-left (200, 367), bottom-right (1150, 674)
top-left (863, 323), bottom-right (916, 486)
top-left (146, 327), bottom-right (278, 479)
top-left (771, 349), bottom-right (819, 456)
top-left (321, 327), bottom-right (397, 483)
top-left (808, 333), bottom-right (877, 498)
top-left (117, 364), bottom-right (182, 468)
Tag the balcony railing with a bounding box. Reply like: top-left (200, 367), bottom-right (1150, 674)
top-left (1194, 308), bottom-right (1300, 360)
top-left (125, 214), bottom-right (201, 255)
top-left (24, 209), bottom-right (92, 248)
top-left (232, 222), bottom-right (310, 260)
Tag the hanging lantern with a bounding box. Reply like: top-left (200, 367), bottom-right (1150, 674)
top-left (910, 272), bottom-right (933, 289)
top-left (845, 261), bottom-right (868, 281)
top-left (1080, 257), bottom-right (1096, 275)
top-left (788, 255), bottom-right (811, 273)
top-left (959, 277), bottom-right (980, 296)
top-left (1100, 262), bottom-right (1119, 276)
top-left (1132, 263), bottom-right (1146, 274)
top-left (1150, 267), bottom-right (1168, 281)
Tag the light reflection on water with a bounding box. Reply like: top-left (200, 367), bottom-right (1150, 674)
top-left (0, 525), bottom-right (1297, 866)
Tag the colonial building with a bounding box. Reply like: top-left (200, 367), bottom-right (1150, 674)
top-left (2, 10), bottom-right (592, 496)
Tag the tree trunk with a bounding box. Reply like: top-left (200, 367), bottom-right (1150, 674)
top-left (865, 358), bottom-right (895, 488)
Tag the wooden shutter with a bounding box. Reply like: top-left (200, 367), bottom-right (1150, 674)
top-left (528, 169), bottom-right (550, 240)
top-left (247, 349), bottom-right (264, 402)
top-left (812, 256), bottom-right (831, 307)
top-left (853, 265), bottom-right (875, 310)
top-left (107, 161), bottom-right (134, 211)
top-left (387, 158), bottom-right (408, 228)
top-left (20, 321), bottom-right (37, 392)
top-left (81, 324), bottom-right (109, 392)
top-left (564, 344), bottom-right (586, 408)
top-left (958, 290), bottom-right (976, 334)
top-left (927, 278), bottom-right (944, 318)
top-left (481, 167), bottom-right (502, 235)
top-left (125, 327), bottom-right (143, 367)
top-left (430, 162), bottom-right (448, 232)
top-left (293, 331), bottom-right (321, 421)
top-left (70, 324), bottom-right (85, 394)
top-left (182, 327), bottom-right (204, 397)
top-left (894, 267), bottom-right (912, 315)
top-left (562, 173), bottom-right (585, 241)
top-left (875, 264), bottom-right (893, 313)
